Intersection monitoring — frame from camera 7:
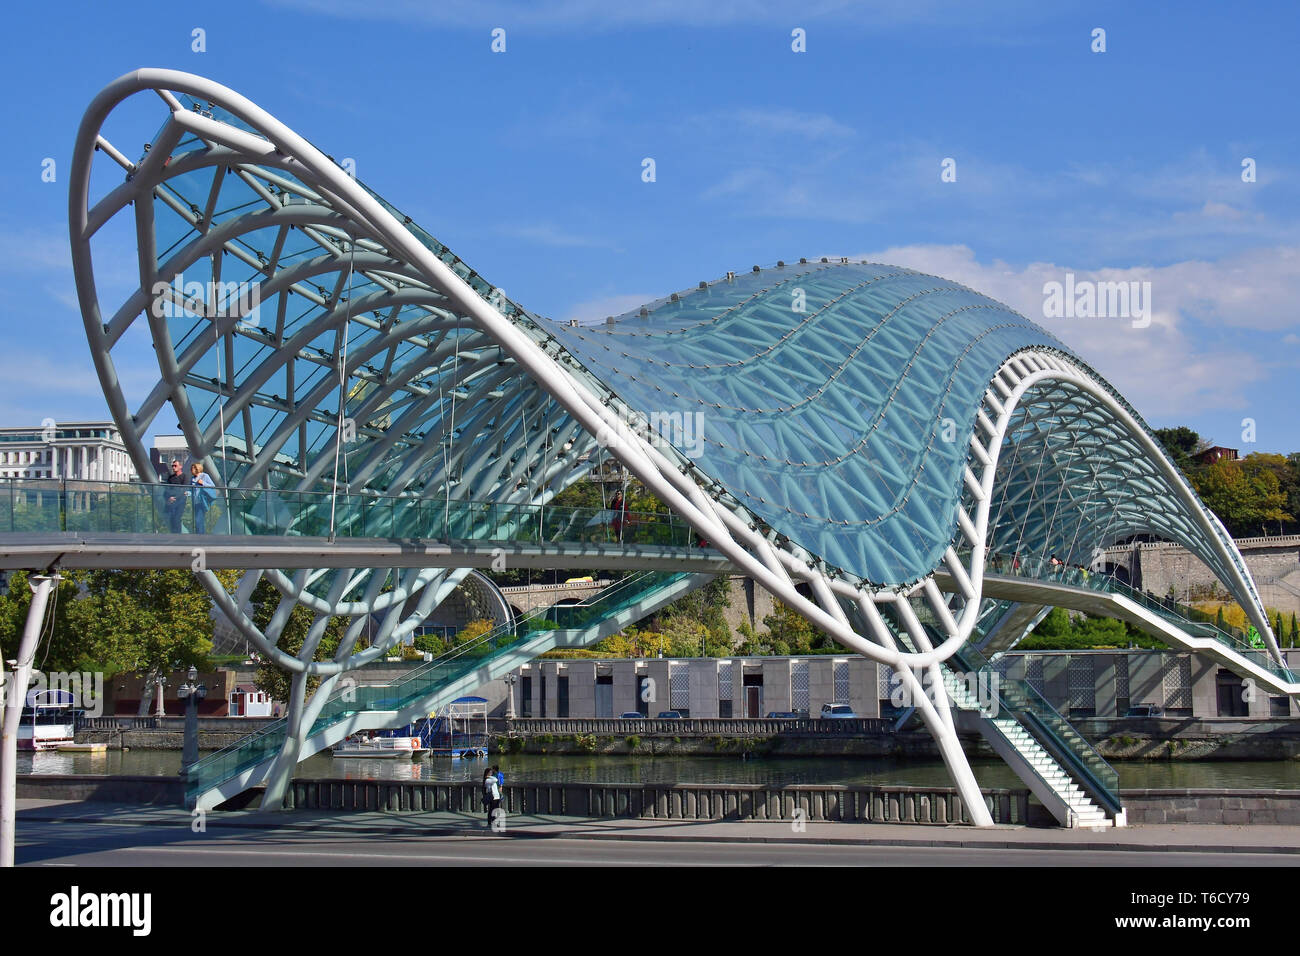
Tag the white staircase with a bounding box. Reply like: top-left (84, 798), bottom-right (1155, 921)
top-left (942, 668), bottom-right (1118, 828)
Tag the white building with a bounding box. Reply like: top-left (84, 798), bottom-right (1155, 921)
top-left (0, 421), bottom-right (136, 481)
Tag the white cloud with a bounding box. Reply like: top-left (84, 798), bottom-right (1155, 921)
top-left (716, 108), bottom-right (854, 140)
top-left (499, 223), bottom-right (613, 248)
top-left (853, 243), bottom-right (1300, 418)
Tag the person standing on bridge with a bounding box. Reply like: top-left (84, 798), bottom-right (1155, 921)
top-left (164, 458), bottom-right (188, 533)
top-left (609, 490), bottom-right (627, 542)
top-left (190, 462), bottom-right (216, 534)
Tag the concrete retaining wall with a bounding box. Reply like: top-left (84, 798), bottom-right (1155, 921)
top-left (16, 774), bottom-right (185, 804)
top-left (1119, 789), bottom-right (1300, 825)
top-left (286, 778), bottom-right (1033, 825)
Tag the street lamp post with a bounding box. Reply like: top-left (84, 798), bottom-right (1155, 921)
top-left (177, 666), bottom-right (207, 779)
top-left (502, 673), bottom-right (517, 720)
top-left (153, 671), bottom-right (168, 719)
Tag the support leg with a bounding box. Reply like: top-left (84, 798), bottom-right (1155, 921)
top-left (260, 669), bottom-right (309, 810)
top-left (2, 574), bottom-right (59, 867)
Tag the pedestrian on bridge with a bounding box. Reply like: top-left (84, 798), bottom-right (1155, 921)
top-left (164, 458), bottom-right (188, 533)
top-left (190, 462), bottom-right (216, 534)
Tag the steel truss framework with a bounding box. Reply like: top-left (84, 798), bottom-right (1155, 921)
top-left (68, 70), bottom-right (1278, 822)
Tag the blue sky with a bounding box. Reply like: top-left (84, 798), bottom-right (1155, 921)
top-left (1, 0), bottom-right (1297, 452)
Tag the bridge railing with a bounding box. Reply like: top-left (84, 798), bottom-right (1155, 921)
top-left (987, 549), bottom-right (1295, 683)
top-left (0, 477), bottom-right (696, 548)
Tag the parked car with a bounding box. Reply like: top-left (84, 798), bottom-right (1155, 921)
top-left (766, 711), bottom-right (800, 719)
top-left (819, 703), bottom-right (858, 719)
top-left (619, 711), bottom-right (646, 719)
top-left (656, 711), bottom-right (683, 719)
top-left (1124, 703), bottom-right (1164, 717)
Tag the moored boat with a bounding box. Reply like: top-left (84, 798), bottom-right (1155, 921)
top-left (332, 734), bottom-right (424, 759)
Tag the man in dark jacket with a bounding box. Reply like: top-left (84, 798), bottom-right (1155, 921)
top-left (164, 458), bottom-right (188, 533)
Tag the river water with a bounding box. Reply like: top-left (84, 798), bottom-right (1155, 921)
top-left (18, 749), bottom-right (1300, 790)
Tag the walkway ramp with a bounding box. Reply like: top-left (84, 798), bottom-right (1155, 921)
top-left (948, 559), bottom-right (1300, 697)
top-left (188, 570), bottom-right (709, 811)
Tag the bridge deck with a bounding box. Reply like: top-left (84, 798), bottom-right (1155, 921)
top-left (0, 532), bottom-right (732, 572)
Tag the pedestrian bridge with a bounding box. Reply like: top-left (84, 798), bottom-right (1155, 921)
top-left (0, 477), bottom-right (727, 572)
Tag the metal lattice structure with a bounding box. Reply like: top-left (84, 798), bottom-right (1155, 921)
top-left (68, 70), bottom-right (1280, 822)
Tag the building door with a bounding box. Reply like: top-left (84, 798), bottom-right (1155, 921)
top-left (743, 673), bottom-right (763, 717)
top-left (595, 675), bottom-right (613, 717)
top-left (1216, 670), bottom-right (1248, 717)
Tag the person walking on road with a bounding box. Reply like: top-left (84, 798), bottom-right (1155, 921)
top-left (484, 766), bottom-right (502, 828)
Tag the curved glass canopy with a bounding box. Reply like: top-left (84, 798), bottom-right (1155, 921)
top-left (77, 84), bottom-right (1256, 603)
top-left (548, 262), bottom-right (1068, 584)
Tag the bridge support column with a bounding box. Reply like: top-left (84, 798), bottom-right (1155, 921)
top-left (2, 573), bottom-right (60, 867)
top-left (920, 700), bottom-right (993, 827)
top-left (261, 670), bottom-right (310, 810)
top-left (260, 670), bottom-right (342, 810)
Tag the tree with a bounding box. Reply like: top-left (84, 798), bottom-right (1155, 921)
top-left (77, 569), bottom-right (233, 676)
top-left (0, 570), bottom-right (87, 671)
top-left (1153, 426), bottom-right (1202, 474)
top-left (1191, 456), bottom-right (1292, 537)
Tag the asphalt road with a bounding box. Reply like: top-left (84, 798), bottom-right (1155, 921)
top-left (16, 819), bottom-right (1299, 867)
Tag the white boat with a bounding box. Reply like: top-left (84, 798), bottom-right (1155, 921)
top-left (332, 734), bottom-right (424, 759)
top-left (18, 690), bottom-right (80, 751)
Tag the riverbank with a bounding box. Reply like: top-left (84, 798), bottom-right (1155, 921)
top-left (73, 714), bottom-right (1300, 761)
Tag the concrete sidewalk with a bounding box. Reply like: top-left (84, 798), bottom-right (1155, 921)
top-left (16, 798), bottom-right (1300, 855)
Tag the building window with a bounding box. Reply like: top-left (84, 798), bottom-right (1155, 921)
top-left (833, 660), bottom-right (849, 703)
top-left (669, 663), bottom-right (689, 718)
top-left (1114, 655), bottom-right (1130, 716)
top-left (791, 660), bottom-right (809, 714)
top-left (1163, 655), bottom-right (1193, 716)
top-left (1026, 657), bottom-right (1045, 698)
top-left (717, 661), bottom-right (734, 718)
top-left (520, 675), bottom-right (532, 718)
top-left (557, 675), bottom-right (569, 718)
top-left (1067, 656), bottom-right (1095, 718)
top-left (1271, 696), bottom-right (1291, 718)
